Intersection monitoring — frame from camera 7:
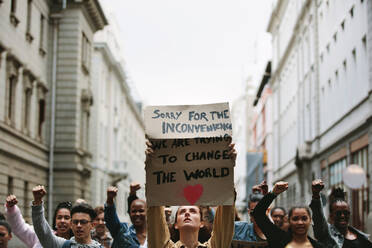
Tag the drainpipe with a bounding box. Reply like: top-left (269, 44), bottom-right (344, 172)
top-left (48, 12), bottom-right (61, 224)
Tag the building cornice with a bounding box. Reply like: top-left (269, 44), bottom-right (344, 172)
top-left (267, 0), bottom-right (289, 32)
top-left (51, 0), bottom-right (108, 31)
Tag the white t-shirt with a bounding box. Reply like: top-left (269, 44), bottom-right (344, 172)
top-left (139, 239), bottom-right (148, 248)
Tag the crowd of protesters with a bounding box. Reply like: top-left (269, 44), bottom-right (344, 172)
top-left (0, 141), bottom-right (371, 248)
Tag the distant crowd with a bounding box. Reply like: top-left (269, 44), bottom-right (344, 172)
top-left (0, 141), bottom-right (370, 248)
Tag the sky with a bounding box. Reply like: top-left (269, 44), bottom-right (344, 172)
top-left (104, 0), bottom-right (274, 106)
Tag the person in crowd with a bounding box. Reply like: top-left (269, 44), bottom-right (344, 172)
top-left (92, 206), bottom-right (113, 248)
top-left (270, 206), bottom-right (287, 230)
top-left (5, 194), bottom-right (42, 248)
top-left (146, 141), bottom-right (236, 248)
top-left (252, 181), bottom-right (326, 248)
top-left (105, 185), bottom-right (147, 248)
top-left (5, 194), bottom-right (73, 248)
top-left (233, 192), bottom-right (267, 242)
top-left (52, 201), bottom-right (73, 239)
top-left (32, 185), bottom-right (103, 247)
top-left (310, 179), bottom-right (372, 248)
top-left (0, 220), bottom-right (12, 248)
top-left (0, 213), bottom-right (5, 221)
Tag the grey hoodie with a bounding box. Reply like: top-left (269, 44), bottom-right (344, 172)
top-left (32, 204), bottom-right (103, 248)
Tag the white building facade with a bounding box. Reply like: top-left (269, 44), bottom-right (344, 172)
top-left (267, 0), bottom-right (371, 231)
top-left (90, 19), bottom-right (145, 220)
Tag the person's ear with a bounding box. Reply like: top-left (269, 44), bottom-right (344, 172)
top-left (9, 232), bottom-right (12, 240)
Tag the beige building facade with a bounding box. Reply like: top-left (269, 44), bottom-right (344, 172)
top-left (0, 0), bottom-right (108, 224)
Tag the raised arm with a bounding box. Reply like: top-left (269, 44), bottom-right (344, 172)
top-left (252, 181), bottom-right (289, 244)
top-left (208, 205), bottom-right (235, 248)
top-left (31, 185), bottom-right (65, 248)
top-left (147, 206), bottom-right (171, 248)
top-left (309, 179), bottom-right (336, 245)
top-left (5, 195), bottom-right (41, 248)
top-left (104, 186), bottom-right (127, 239)
top-left (127, 183), bottom-right (140, 214)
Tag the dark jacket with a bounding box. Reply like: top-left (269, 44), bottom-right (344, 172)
top-left (310, 198), bottom-right (372, 248)
top-left (252, 192), bottom-right (326, 248)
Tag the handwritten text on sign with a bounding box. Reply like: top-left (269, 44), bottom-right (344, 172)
top-left (144, 103), bottom-right (234, 206)
top-left (144, 103), bottom-right (232, 139)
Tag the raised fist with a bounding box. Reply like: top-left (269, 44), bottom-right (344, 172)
top-left (6, 195), bottom-right (18, 208)
top-left (130, 183), bottom-right (141, 195)
top-left (258, 181), bottom-right (269, 195)
top-left (228, 143), bottom-right (237, 163)
top-left (312, 179), bottom-right (324, 197)
top-left (106, 186), bottom-right (118, 205)
top-left (272, 181), bottom-right (289, 195)
top-left (32, 185), bottom-right (46, 204)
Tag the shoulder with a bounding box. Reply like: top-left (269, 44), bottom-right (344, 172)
top-left (308, 236), bottom-right (327, 248)
top-left (349, 226), bottom-right (371, 241)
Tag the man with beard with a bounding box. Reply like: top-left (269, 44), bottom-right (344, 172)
top-left (92, 206), bottom-right (113, 248)
top-left (310, 179), bottom-right (372, 248)
top-left (105, 186), bottom-right (147, 248)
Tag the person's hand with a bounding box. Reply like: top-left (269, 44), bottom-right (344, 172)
top-left (6, 195), bottom-right (18, 208)
top-left (32, 185), bottom-right (46, 205)
top-left (272, 181), bottom-right (288, 195)
top-left (106, 186), bottom-right (118, 205)
top-left (130, 183), bottom-right (141, 195)
top-left (145, 140), bottom-right (154, 163)
top-left (312, 179), bottom-right (324, 199)
top-left (228, 143), bottom-right (237, 163)
top-left (258, 181), bottom-right (269, 195)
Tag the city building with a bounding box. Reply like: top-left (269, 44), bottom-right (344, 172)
top-left (90, 14), bottom-right (145, 220)
top-left (0, 0), bottom-right (51, 222)
top-left (267, 0), bottom-right (371, 230)
top-left (0, 0), bottom-right (108, 224)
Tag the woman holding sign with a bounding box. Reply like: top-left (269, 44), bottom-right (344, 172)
top-left (146, 142), bottom-right (236, 248)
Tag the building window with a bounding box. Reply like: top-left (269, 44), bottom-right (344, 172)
top-left (341, 20), bottom-right (345, 31)
top-left (350, 6), bottom-right (354, 18)
top-left (39, 14), bottom-right (46, 56)
top-left (6, 75), bottom-right (17, 123)
top-left (10, 0), bottom-right (19, 26)
top-left (326, 43), bottom-right (330, 53)
top-left (38, 99), bottom-right (45, 137)
top-left (23, 87), bottom-right (32, 131)
top-left (26, 0), bottom-right (33, 42)
top-left (362, 35), bottom-right (367, 49)
top-left (343, 59), bottom-right (347, 70)
top-left (329, 158), bottom-right (347, 189)
top-left (333, 32), bottom-right (337, 42)
top-left (351, 146), bottom-right (369, 231)
top-left (8, 176), bottom-right (14, 195)
top-left (352, 48), bottom-right (356, 61)
top-left (81, 33), bottom-right (91, 73)
top-left (23, 181), bottom-right (29, 218)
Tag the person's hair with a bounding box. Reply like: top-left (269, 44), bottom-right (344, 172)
top-left (0, 212), bottom-right (5, 221)
top-left (94, 205), bottom-right (104, 217)
top-left (52, 201), bottom-right (72, 231)
top-left (329, 187), bottom-right (347, 213)
top-left (170, 206), bottom-right (210, 243)
top-left (71, 203), bottom-right (97, 220)
top-left (288, 206), bottom-right (311, 219)
top-left (130, 199), bottom-right (146, 212)
top-left (0, 220), bottom-right (12, 235)
top-left (248, 192), bottom-right (264, 208)
top-left (271, 206), bottom-right (287, 216)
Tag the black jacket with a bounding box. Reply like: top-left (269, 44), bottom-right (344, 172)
top-left (252, 192), bottom-right (326, 248)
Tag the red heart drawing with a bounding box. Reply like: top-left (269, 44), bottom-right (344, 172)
top-left (183, 184), bottom-right (204, 205)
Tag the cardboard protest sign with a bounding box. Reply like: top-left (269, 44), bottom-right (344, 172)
top-left (144, 103), bottom-right (234, 206)
top-left (231, 240), bottom-right (268, 248)
top-left (144, 102), bottom-right (232, 139)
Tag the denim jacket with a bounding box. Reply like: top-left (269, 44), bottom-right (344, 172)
top-left (104, 203), bottom-right (144, 248)
top-left (233, 222), bottom-right (259, 241)
top-left (309, 198), bottom-right (371, 248)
